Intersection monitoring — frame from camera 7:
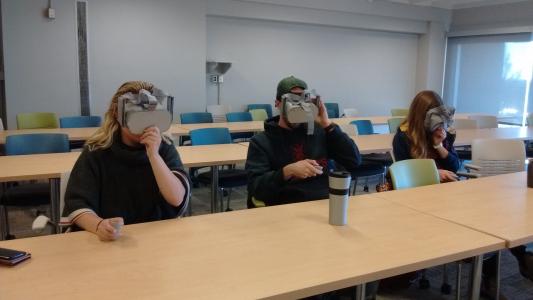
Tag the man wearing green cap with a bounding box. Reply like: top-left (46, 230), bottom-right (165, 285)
top-left (245, 76), bottom-right (361, 207)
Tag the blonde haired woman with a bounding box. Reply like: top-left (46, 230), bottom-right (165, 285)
top-left (63, 81), bottom-right (190, 241)
top-left (392, 90), bottom-right (460, 182)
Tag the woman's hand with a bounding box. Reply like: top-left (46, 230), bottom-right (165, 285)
top-left (96, 217), bottom-right (124, 241)
top-left (438, 169), bottom-right (458, 183)
top-left (140, 126), bottom-right (162, 158)
top-left (432, 127), bottom-right (447, 146)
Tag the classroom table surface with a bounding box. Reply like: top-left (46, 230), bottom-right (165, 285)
top-left (0, 127), bottom-right (99, 144)
top-left (176, 143), bottom-right (249, 167)
top-left (375, 172), bottom-right (533, 248)
top-left (0, 195), bottom-right (503, 300)
top-left (0, 152), bottom-right (80, 182)
top-left (350, 127), bottom-right (533, 155)
top-left (0, 143), bottom-right (251, 183)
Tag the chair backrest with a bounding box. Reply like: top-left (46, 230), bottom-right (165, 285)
top-left (207, 105), bottom-right (231, 123)
top-left (471, 138), bottom-right (526, 176)
top-left (190, 128), bottom-right (232, 145)
top-left (391, 108), bottom-right (409, 117)
top-left (343, 108), bottom-right (358, 117)
top-left (248, 104), bottom-right (273, 118)
top-left (389, 159), bottom-right (440, 190)
top-left (452, 118), bottom-right (477, 130)
top-left (17, 112), bottom-right (58, 129)
top-left (350, 120), bottom-right (374, 135)
top-left (468, 115), bottom-right (498, 129)
top-left (324, 102), bottom-right (340, 118)
top-left (5, 133), bottom-right (70, 155)
top-left (59, 116), bottom-right (102, 128)
top-left (387, 117), bottom-right (405, 133)
top-left (249, 109), bottom-right (268, 121)
top-left (180, 112), bottom-right (213, 124)
top-left (226, 112), bottom-right (253, 122)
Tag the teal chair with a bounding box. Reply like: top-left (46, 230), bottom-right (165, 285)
top-left (387, 117), bottom-right (405, 134)
top-left (226, 112), bottom-right (253, 141)
top-left (390, 108), bottom-right (409, 117)
top-left (324, 103), bottom-right (340, 118)
top-left (1, 134), bottom-right (70, 239)
top-left (16, 112), bottom-right (58, 129)
top-left (59, 116), bottom-right (101, 128)
top-left (180, 112), bottom-right (213, 124)
top-left (247, 104), bottom-right (273, 118)
top-left (190, 128), bottom-right (247, 211)
top-left (351, 120), bottom-right (375, 135)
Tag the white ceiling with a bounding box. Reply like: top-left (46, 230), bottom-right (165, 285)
top-left (383, 0), bottom-right (531, 9)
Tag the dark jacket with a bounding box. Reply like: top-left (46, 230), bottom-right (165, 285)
top-left (392, 129), bottom-right (460, 172)
top-left (63, 131), bottom-right (190, 225)
top-left (246, 116), bottom-right (361, 206)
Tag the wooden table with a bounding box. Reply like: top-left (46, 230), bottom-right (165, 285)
top-left (375, 172), bottom-right (533, 248)
top-left (177, 143), bottom-right (249, 213)
top-left (0, 143), bottom-right (250, 234)
top-left (0, 152), bottom-right (81, 234)
top-left (350, 127), bottom-right (533, 157)
top-left (332, 113), bottom-right (474, 126)
top-left (374, 172), bottom-right (533, 298)
top-left (0, 127), bottom-right (99, 144)
top-left (0, 195), bottom-right (503, 300)
top-left (170, 121), bottom-right (264, 137)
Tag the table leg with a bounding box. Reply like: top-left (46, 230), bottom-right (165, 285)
top-left (495, 250), bottom-right (501, 300)
top-left (456, 262), bottom-right (462, 300)
top-left (470, 255), bottom-right (483, 300)
top-left (49, 178), bottom-right (60, 234)
top-left (355, 283), bottom-right (365, 300)
top-left (211, 166), bottom-right (219, 213)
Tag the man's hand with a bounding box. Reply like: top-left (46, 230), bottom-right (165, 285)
top-left (316, 98), bottom-right (332, 128)
top-left (283, 159), bottom-right (324, 180)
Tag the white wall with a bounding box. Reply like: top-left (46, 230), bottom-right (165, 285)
top-left (2, 0), bottom-right (80, 128)
top-left (87, 0), bottom-right (206, 117)
top-left (207, 16), bottom-right (419, 116)
top-left (450, 1), bottom-right (533, 35)
top-left (2, 0), bottom-right (206, 128)
top-left (2, 0), bottom-right (452, 128)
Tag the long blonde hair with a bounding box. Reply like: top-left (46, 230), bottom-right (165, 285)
top-left (86, 81), bottom-right (162, 151)
top-left (402, 90), bottom-right (444, 159)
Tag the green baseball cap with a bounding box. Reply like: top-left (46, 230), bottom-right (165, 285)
top-left (276, 76), bottom-right (307, 100)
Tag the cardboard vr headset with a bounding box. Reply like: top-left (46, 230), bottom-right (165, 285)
top-left (281, 90), bottom-right (319, 135)
top-left (117, 88), bottom-right (174, 134)
top-left (424, 105), bottom-right (455, 132)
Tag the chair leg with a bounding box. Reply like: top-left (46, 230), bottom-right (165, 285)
top-left (219, 188), bottom-right (224, 213)
top-left (441, 264), bottom-right (452, 294)
top-left (0, 205), bottom-right (10, 240)
top-left (351, 178), bottom-right (358, 195)
top-left (419, 269), bottom-right (430, 289)
top-left (226, 189), bottom-right (233, 211)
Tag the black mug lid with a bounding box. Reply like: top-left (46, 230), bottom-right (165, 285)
top-left (329, 171), bottom-right (350, 179)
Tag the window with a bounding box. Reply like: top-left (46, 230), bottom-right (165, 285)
top-left (444, 33), bottom-right (533, 125)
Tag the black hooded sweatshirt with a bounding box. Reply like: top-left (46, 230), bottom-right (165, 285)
top-left (245, 116), bottom-right (362, 206)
